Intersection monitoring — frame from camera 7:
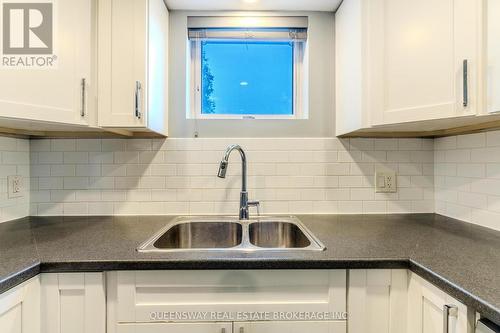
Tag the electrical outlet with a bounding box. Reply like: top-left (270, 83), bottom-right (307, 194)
top-left (8, 175), bottom-right (24, 198)
top-left (375, 171), bottom-right (397, 193)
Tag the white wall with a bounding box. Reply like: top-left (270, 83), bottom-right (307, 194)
top-left (435, 130), bottom-right (500, 231)
top-left (168, 11), bottom-right (335, 138)
top-left (0, 137), bottom-right (30, 223)
top-left (29, 137), bottom-right (434, 216)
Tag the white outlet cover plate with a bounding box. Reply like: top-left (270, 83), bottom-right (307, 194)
top-left (8, 175), bottom-right (24, 198)
top-left (375, 171), bottom-right (397, 193)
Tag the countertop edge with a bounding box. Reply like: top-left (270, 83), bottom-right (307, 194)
top-left (409, 260), bottom-right (500, 326)
top-left (0, 262), bottom-right (40, 295)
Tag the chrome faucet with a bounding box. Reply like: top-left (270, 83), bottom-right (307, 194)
top-left (217, 145), bottom-right (259, 220)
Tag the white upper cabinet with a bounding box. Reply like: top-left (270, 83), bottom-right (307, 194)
top-left (98, 0), bottom-right (169, 136)
top-left (487, 0), bottom-right (500, 114)
top-left (0, 0), bottom-right (95, 126)
top-left (335, 0), bottom-right (480, 135)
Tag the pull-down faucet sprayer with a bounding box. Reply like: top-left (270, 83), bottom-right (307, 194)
top-left (217, 145), bottom-right (259, 220)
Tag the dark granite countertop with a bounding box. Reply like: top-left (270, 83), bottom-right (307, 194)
top-left (0, 214), bottom-right (498, 325)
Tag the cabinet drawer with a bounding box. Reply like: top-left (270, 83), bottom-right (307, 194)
top-left (107, 270), bottom-right (346, 323)
top-left (235, 321), bottom-right (346, 333)
top-left (115, 322), bottom-right (232, 333)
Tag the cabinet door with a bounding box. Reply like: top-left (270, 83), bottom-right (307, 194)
top-left (98, 0), bottom-right (147, 128)
top-left (0, 277), bottom-right (40, 333)
top-left (368, 0), bottom-right (479, 125)
top-left (487, 0), bottom-right (500, 114)
top-left (234, 321), bottom-right (346, 333)
top-left (115, 322), bottom-right (232, 333)
top-left (0, 0), bottom-right (92, 125)
top-left (348, 269), bottom-right (407, 333)
top-left (41, 273), bottom-right (105, 333)
top-left (407, 273), bottom-right (468, 333)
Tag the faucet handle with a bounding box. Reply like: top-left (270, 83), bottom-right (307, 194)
top-left (248, 200), bottom-right (260, 216)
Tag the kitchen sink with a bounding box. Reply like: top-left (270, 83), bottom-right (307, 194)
top-left (137, 216), bottom-right (325, 252)
top-left (153, 222), bottom-right (243, 249)
top-left (248, 221), bottom-right (311, 248)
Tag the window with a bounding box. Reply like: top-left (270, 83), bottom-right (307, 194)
top-left (187, 17), bottom-right (308, 119)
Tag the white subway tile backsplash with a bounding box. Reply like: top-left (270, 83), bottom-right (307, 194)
top-left (456, 133), bottom-right (486, 149)
top-left (363, 201), bottom-right (387, 213)
top-left (374, 139), bottom-right (398, 151)
top-left (150, 164), bottom-right (176, 176)
top-left (76, 139), bottom-right (101, 152)
top-left (445, 149), bottom-right (471, 163)
top-left (30, 139), bottom-right (50, 152)
top-left (470, 147), bottom-right (500, 163)
top-left (338, 176), bottom-right (364, 188)
top-left (76, 164), bottom-right (101, 177)
top-left (88, 202), bottom-right (114, 215)
top-left (470, 179), bottom-right (500, 196)
top-left (63, 152), bottom-right (88, 164)
top-left (457, 192), bottom-right (487, 209)
top-left (398, 138), bottom-right (423, 151)
top-left (64, 177), bottom-right (89, 190)
top-left (89, 152), bottom-right (114, 164)
top-left (456, 164), bottom-right (485, 178)
top-left (399, 188), bottom-right (423, 200)
top-left (115, 152), bottom-right (140, 164)
top-left (51, 139), bottom-right (76, 152)
top-left (37, 152), bottom-right (63, 164)
top-left (398, 163), bottom-right (422, 176)
top-left (51, 165), bottom-right (76, 177)
top-left (24, 137), bottom-right (435, 218)
top-left (63, 203), bottom-right (88, 215)
top-left (50, 190), bottom-right (76, 203)
top-left (434, 129), bottom-right (500, 230)
top-left (89, 177), bottom-right (115, 190)
top-left (350, 138), bottom-right (375, 151)
top-left (338, 151), bottom-right (362, 163)
top-left (101, 190), bottom-right (127, 202)
top-left (350, 188), bottom-right (375, 201)
top-left (435, 136), bottom-right (457, 150)
top-left (387, 151), bottom-right (411, 163)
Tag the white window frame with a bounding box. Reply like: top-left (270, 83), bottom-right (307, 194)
top-left (188, 38), bottom-right (307, 120)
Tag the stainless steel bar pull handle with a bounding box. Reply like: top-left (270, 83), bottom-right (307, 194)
top-left (135, 81), bottom-right (142, 119)
top-left (463, 59), bottom-right (468, 107)
top-left (81, 78), bottom-right (86, 117)
top-left (443, 304), bottom-right (458, 333)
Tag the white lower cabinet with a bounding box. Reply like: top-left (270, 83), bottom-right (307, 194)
top-left (41, 272), bottom-right (106, 333)
top-left (0, 277), bottom-right (40, 333)
top-left (0, 269), bottom-right (480, 333)
top-left (407, 272), bottom-right (468, 333)
top-left (348, 269), bottom-right (408, 333)
top-left (107, 270), bottom-right (347, 333)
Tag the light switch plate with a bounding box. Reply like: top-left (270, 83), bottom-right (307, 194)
top-left (375, 171), bottom-right (397, 193)
top-left (8, 175), bottom-right (24, 198)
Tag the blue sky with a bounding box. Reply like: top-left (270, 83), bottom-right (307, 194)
top-left (201, 41), bottom-right (293, 115)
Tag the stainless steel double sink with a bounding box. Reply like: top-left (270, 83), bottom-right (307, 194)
top-left (137, 216), bottom-right (325, 252)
